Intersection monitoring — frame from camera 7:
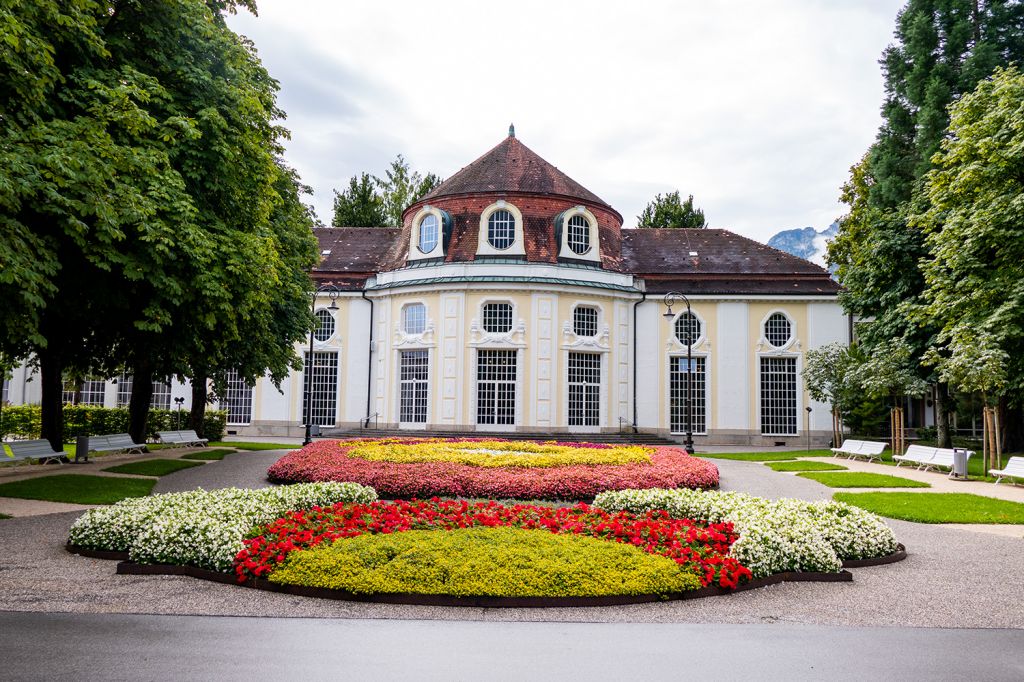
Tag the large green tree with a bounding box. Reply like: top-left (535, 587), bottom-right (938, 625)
top-left (636, 191), bottom-right (707, 228)
top-left (331, 155), bottom-right (441, 227)
top-left (0, 0), bottom-right (317, 446)
top-left (827, 0), bottom-right (1024, 446)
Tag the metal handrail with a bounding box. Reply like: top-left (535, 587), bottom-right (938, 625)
top-left (362, 412), bottom-right (380, 430)
top-left (617, 416), bottom-right (638, 434)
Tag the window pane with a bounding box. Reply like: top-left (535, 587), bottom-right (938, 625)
top-left (403, 303), bottom-right (427, 334)
top-left (764, 313), bottom-right (792, 348)
top-left (476, 349), bottom-right (516, 425)
top-left (760, 356), bottom-right (797, 435)
top-left (418, 214), bottom-right (438, 253)
top-left (568, 352), bottom-right (601, 426)
top-left (302, 351), bottom-right (339, 426)
top-left (313, 309), bottom-right (336, 342)
top-left (669, 356), bottom-right (707, 434)
top-left (222, 369), bottom-right (254, 425)
top-left (573, 307), bottom-right (598, 337)
top-left (399, 350), bottom-right (429, 423)
top-left (487, 209), bottom-right (515, 249)
top-left (674, 313), bottom-right (701, 346)
top-left (482, 303), bottom-right (513, 333)
top-left (567, 215), bottom-right (590, 255)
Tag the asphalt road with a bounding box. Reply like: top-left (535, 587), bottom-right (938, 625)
top-left (3, 611), bottom-right (1022, 681)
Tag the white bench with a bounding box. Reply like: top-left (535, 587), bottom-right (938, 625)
top-left (831, 439), bottom-right (887, 463)
top-left (990, 456), bottom-right (1024, 485)
top-left (893, 444), bottom-right (936, 468)
top-left (921, 447), bottom-right (973, 475)
top-left (5, 439), bottom-right (68, 466)
top-left (88, 433), bottom-right (147, 455)
top-left (157, 430), bottom-right (209, 448)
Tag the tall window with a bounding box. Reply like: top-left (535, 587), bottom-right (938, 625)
top-left (1, 378), bottom-right (8, 403)
top-left (764, 313), bottom-right (792, 348)
top-left (303, 351), bottom-right (339, 426)
top-left (116, 375), bottom-right (133, 407)
top-left (568, 352), bottom-right (601, 426)
top-left (567, 215), bottom-right (591, 255)
top-left (670, 357), bottom-right (707, 434)
top-left (222, 369), bottom-right (254, 425)
top-left (760, 356), bottom-right (797, 435)
top-left (114, 375), bottom-right (171, 408)
top-left (402, 303), bottom-right (427, 335)
top-left (418, 214), bottom-right (438, 253)
top-left (476, 350), bottom-right (516, 425)
top-left (482, 302), bottom-right (513, 333)
top-left (80, 380), bottom-right (106, 406)
top-left (313, 309), bottom-right (336, 342)
top-left (674, 312), bottom-right (701, 347)
top-left (399, 350), bottom-right (429, 423)
top-left (487, 209), bottom-right (516, 250)
top-left (573, 306), bottom-right (598, 337)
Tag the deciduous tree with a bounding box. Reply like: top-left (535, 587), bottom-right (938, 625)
top-left (636, 191), bottom-right (707, 228)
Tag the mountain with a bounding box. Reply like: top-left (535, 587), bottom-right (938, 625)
top-left (766, 221), bottom-right (839, 268)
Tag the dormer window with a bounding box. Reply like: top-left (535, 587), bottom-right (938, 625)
top-left (477, 202), bottom-right (526, 256)
top-left (556, 206), bottom-right (601, 263)
top-left (487, 210), bottom-right (515, 249)
top-left (418, 214), bottom-right (438, 253)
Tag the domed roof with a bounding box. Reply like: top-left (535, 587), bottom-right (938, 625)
top-left (420, 132), bottom-right (611, 208)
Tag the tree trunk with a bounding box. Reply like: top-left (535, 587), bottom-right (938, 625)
top-left (127, 362), bottom-right (153, 445)
top-left (1001, 402), bottom-right (1023, 453)
top-left (934, 382), bottom-right (952, 448)
top-left (189, 375), bottom-right (208, 438)
top-left (39, 350), bottom-right (65, 450)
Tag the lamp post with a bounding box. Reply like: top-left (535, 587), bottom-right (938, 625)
top-left (174, 396), bottom-right (185, 430)
top-left (663, 292), bottom-right (695, 455)
top-left (303, 284), bottom-right (339, 446)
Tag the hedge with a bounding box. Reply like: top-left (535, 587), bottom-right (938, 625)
top-left (0, 405), bottom-right (226, 442)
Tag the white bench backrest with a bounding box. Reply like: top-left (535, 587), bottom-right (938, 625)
top-left (861, 441), bottom-right (887, 455)
top-left (903, 444), bottom-right (936, 460)
top-left (839, 439), bottom-right (864, 452)
top-left (999, 456), bottom-right (1024, 474)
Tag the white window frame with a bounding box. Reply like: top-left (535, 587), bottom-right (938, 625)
top-left (481, 301), bottom-right (515, 334)
top-left (762, 310), bottom-right (796, 350)
top-left (474, 348), bottom-right (520, 431)
top-left (557, 205), bottom-right (601, 263)
top-left (401, 302), bottom-right (428, 335)
top-left (672, 310), bottom-right (704, 349)
top-left (477, 201), bottom-right (525, 256)
top-left (397, 349), bottom-right (430, 428)
top-left (302, 350), bottom-right (341, 427)
top-left (221, 369), bottom-right (254, 426)
top-left (566, 351), bottom-right (603, 432)
top-left (572, 304), bottom-right (600, 338)
top-left (757, 353), bottom-right (801, 437)
top-left (666, 354), bottom-right (710, 435)
top-left (408, 205), bottom-right (445, 261)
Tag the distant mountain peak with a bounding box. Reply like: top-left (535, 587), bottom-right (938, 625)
top-left (766, 221), bottom-right (838, 269)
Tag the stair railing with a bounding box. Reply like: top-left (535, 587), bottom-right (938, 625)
top-left (362, 412), bottom-right (380, 430)
top-left (618, 416), bottom-right (638, 434)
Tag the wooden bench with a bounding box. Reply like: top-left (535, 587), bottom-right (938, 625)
top-left (990, 456), bottom-right (1024, 485)
top-left (5, 439), bottom-right (68, 466)
top-left (157, 430), bottom-right (208, 448)
top-left (830, 439), bottom-right (887, 463)
top-left (88, 433), bottom-right (147, 455)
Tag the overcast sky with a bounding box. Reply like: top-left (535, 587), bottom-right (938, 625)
top-left (226, 0), bottom-right (905, 242)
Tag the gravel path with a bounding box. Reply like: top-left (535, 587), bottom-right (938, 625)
top-left (0, 450), bottom-right (1022, 627)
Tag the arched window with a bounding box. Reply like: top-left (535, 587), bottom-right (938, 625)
top-left (418, 214), bottom-right (438, 254)
top-left (674, 312), bottom-right (701, 347)
top-left (764, 312), bottom-right (792, 348)
top-left (313, 309), bottom-right (336, 342)
top-left (402, 303), bottom-right (427, 335)
top-left (487, 210), bottom-right (516, 250)
top-left (567, 215), bottom-right (591, 255)
top-left (573, 306), bottom-right (598, 337)
top-left (482, 302), bottom-right (513, 333)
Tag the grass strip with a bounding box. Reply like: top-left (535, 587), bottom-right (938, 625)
top-left (699, 449), bottom-right (834, 461)
top-left (799, 472), bottom-right (930, 488)
top-left (0, 474), bottom-right (154, 504)
top-left (210, 441), bottom-right (301, 451)
top-left (180, 448), bottom-right (235, 461)
top-left (766, 460), bottom-right (848, 472)
top-left (102, 459), bottom-right (203, 477)
top-left (834, 492), bottom-right (1024, 524)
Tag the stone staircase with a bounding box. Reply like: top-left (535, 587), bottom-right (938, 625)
top-left (320, 427), bottom-right (680, 446)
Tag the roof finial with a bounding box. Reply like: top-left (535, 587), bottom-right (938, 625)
top-left (508, 122), bottom-right (515, 138)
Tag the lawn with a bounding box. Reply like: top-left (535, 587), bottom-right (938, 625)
top-left (0, 474), bottom-right (154, 504)
top-left (699, 449), bottom-right (834, 462)
top-left (799, 472), bottom-right (930, 488)
top-left (102, 459), bottom-right (204, 477)
top-left (834, 492), bottom-right (1024, 524)
top-left (180, 448), bottom-right (236, 461)
top-left (0, 513), bottom-right (11, 520)
top-left (210, 441), bottom-right (301, 451)
top-left (766, 460), bottom-right (848, 472)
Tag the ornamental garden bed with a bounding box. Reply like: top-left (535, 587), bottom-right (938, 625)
top-left (266, 438), bottom-right (719, 500)
top-left (66, 481), bottom-right (905, 606)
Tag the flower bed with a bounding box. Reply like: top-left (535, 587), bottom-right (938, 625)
top-left (67, 482), bottom-right (377, 571)
top-left (593, 488), bottom-right (899, 578)
top-left (267, 527), bottom-right (704, 598)
top-left (234, 498), bottom-right (751, 590)
top-left (336, 438), bottom-right (652, 468)
top-left (267, 439), bottom-right (719, 500)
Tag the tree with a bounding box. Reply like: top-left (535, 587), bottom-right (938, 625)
top-left (636, 191), bottom-right (707, 228)
top-left (916, 66), bottom-right (1024, 458)
top-left (331, 173), bottom-right (385, 227)
top-left (826, 0), bottom-right (1024, 447)
top-left (330, 155), bottom-right (441, 227)
top-left (855, 338), bottom-right (929, 455)
top-left (802, 342), bottom-right (861, 447)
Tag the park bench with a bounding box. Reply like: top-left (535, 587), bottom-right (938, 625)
top-left (920, 447), bottom-right (973, 475)
top-left (831, 439), bottom-right (887, 463)
top-left (5, 439), bottom-right (68, 466)
top-left (893, 444), bottom-right (936, 468)
top-left (989, 456), bottom-right (1024, 485)
top-left (157, 430), bottom-right (208, 448)
top-left (88, 433), bottom-right (148, 455)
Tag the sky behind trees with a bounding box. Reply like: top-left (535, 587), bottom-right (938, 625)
top-left (227, 0), bottom-right (906, 240)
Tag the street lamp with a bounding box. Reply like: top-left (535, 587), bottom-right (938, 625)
top-left (174, 396), bottom-right (185, 430)
top-left (663, 292), bottom-right (695, 455)
top-left (304, 284), bottom-right (339, 446)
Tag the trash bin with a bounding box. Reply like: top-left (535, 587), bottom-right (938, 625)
top-left (952, 448), bottom-right (968, 480)
top-left (75, 435), bottom-right (90, 464)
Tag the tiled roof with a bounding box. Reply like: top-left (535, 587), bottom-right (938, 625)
top-left (421, 135), bottom-right (610, 208)
top-left (313, 227), bottom-right (401, 289)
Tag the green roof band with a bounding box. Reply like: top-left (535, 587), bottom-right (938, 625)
top-left (368, 276), bottom-right (641, 293)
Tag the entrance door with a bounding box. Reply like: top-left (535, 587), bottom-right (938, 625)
top-left (568, 352), bottom-right (601, 432)
top-left (399, 350), bottom-right (429, 428)
top-left (476, 349), bottom-right (516, 429)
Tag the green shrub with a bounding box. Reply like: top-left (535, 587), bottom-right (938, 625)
top-left (268, 527), bottom-right (703, 597)
top-left (0, 405), bottom-right (226, 442)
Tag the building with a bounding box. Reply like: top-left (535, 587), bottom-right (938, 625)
top-left (4, 131), bottom-right (849, 445)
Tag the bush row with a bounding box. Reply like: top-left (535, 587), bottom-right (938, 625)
top-left (1, 405), bottom-right (227, 442)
